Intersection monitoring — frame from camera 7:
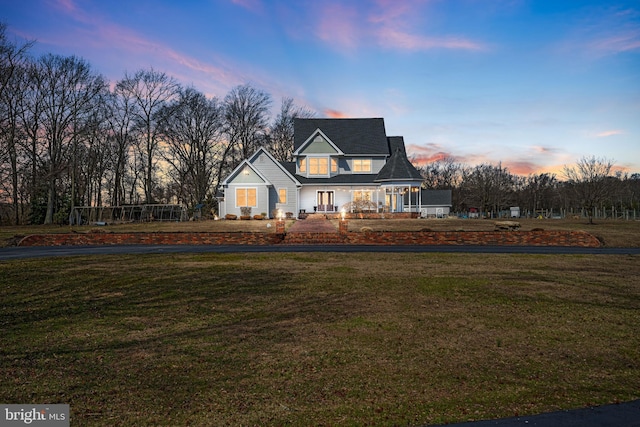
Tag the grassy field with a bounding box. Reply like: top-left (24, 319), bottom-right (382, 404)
top-left (1, 217), bottom-right (639, 247)
top-left (1, 252), bottom-right (638, 426)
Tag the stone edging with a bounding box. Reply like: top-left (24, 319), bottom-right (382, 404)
top-left (18, 230), bottom-right (601, 248)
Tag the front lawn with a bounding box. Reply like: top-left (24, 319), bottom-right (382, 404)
top-left (1, 253), bottom-right (638, 426)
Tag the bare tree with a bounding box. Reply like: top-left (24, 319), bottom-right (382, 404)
top-left (222, 84), bottom-right (271, 174)
top-left (563, 156), bottom-right (614, 223)
top-left (118, 68), bottom-right (179, 203)
top-left (0, 22), bottom-right (34, 99)
top-left (268, 97), bottom-right (314, 162)
top-left (79, 91), bottom-right (111, 208)
top-left (419, 156), bottom-right (464, 190)
top-left (460, 163), bottom-right (516, 217)
top-left (105, 80), bottom-right (138, 206)
top-left (522, 173), bottom-right (559, 217)
top-left (37, 54), bottom-right (105, 224)
top-left (158, 87), bottom-right (224, 210)
top-left (0, 62), bottom-right (28, 225)
top-left (18, 60), bottom-right (47, 223)
top-left (0, 23), bottom-right (34, 224)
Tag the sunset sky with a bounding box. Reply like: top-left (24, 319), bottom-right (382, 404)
top-left (2, 0), bottom-right (639, 175)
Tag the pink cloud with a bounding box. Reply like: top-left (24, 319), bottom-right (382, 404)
top-left (532, 145), bottom-right (558, 154)
top-left (378, 28), bottom-right (487, 51)
top-left (325, 109), bottom-right (349, 118)
top-left (52, 0), bottom-right (77, 13)
top-left (315, 3), bottom-right (361, 50)
top-left (298, 0), bottom-right (486, 52)
top-left (503, 160), bottom-right (540, 176)
top-left (231, 0), bottom-right (263, 14)
top-left (596, 130), bottom-right (624, 137)
top-left (405, 143), bottom-right (467, 167)
top-left (406, 142), bottom-right (566, 175)
top-left (590, 30), bottom-right (640, 54)
top-left (44, 0), bottom-right (243, 93)
top-left (558, 7), bottom-right (640, 57)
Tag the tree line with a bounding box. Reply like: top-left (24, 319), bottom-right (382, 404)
top-left (418, 156), bottom-right (639, 222)
top-left (0, 23), bottom-right (312, 224)
top-left (1, 23), bottom-right (638, 225)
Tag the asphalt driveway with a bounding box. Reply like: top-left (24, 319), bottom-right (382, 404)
top-left (1, 244), bottom-right (639, 260)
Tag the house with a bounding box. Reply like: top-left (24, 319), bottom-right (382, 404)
top-left (217, 118), bottom-right (449, 219)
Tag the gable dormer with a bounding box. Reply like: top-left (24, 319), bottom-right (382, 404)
top-left (294, 129), bottom-right (343, 177)
top-left (293, 129), bottom-right (343, 156)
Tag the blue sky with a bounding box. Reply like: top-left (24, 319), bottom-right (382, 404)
top-left (2, 0), bottom-right (639, 174)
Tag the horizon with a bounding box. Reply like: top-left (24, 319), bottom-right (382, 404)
top-left (2, 0), bottom-right (639, 175)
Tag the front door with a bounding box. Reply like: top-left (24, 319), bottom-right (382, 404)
top-left (317, 191), bottom-right (334, 212)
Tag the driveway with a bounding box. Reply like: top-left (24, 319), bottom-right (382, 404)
top-left (1, 244), bottom-right (639, 260)
top-left (427, 399), bottom-right (640, 427)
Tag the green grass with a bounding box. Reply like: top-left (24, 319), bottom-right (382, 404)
top-left (1, 253), bottom-right (639, 426)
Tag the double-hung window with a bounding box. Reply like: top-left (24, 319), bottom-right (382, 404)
top-left (236, 188), bottom-right (257, 207)
top-left (309, 157), bottom-right (328, 175)
top-left (278, 188), bottom-right (287, 204)
top-left (353, 159), bottom-right (371, 173)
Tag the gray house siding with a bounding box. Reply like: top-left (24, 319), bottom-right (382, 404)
top-left (225, 183), bottom-right (269, 217)
top-left (249, 150), bottom-right (298, 218)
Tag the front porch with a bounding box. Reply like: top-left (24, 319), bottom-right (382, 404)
top-left (299, 184), bottom-right (423, 216)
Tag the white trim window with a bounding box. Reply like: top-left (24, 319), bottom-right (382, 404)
top-left (236, 187), bottom-right (257, 207)
top-left (278, 188), bottom-right (287, 204)
top-left (353, 159), bottom-right (371, 173)
top-left (353, 190), bottom-right (372, 202)
top-left (308, 157), bottom-right (329, 176)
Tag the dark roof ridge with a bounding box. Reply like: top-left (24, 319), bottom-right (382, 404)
top-left (374, 145), bottom-right (423, 182)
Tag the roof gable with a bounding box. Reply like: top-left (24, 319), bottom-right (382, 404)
top-left (220, 159), bottom-right (269, 186)
top-left (294, 129), bottom-right (342, 156)
top-left (248, 146), bottom-right (301, 186)
top-left (294, 118), bottom-right (389, 155)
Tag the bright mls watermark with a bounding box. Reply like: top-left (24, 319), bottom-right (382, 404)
top-left (1, 405), bottom-right (69, 426)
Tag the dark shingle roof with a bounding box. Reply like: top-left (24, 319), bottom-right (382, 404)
top-left (423, 189), bottom-right (452, 206)
top-left (374, 148), bottom-right (423, 182)
top-left (387, 136), bottom-right (406, 155)
top-left (294, 118), bottom-right (389, 155)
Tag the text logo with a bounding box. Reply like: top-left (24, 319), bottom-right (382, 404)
top-left (1, 405), bottom-right (69, 426)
